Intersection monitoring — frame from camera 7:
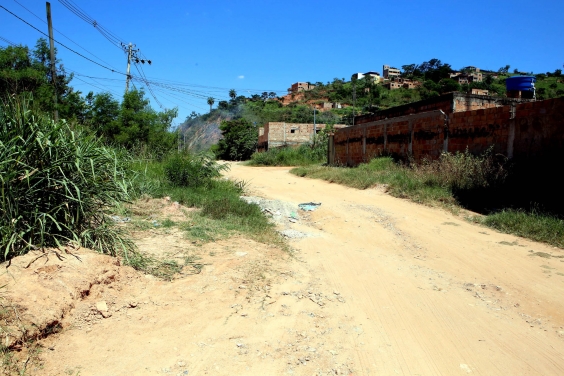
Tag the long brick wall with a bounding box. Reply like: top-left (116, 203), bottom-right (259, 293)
top-left (329, 97), bottom-right (564, 165)
top-left (354, 92), bottom-right (521, 124)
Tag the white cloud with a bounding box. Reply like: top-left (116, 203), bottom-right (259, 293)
top-left (237, 75), bottom-right (245, 79)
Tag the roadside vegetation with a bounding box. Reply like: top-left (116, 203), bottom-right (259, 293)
top-left (291, 150), bottom-right (564, 249)
top-left (129, 152), bottom-right (281, 247)
top-left (0, 40), bottom-right (282, 270)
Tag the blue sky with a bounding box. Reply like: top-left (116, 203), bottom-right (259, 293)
top-left (2, 0), bottom-right (563, 123)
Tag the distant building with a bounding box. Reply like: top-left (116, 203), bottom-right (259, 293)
top-left (450, 67), bottom-right (483, 84)
top-left (288, 82), bottom-right (316, 93)
top-left (471, 88), bottom-right (489, 96)
top-left (383, 65), bottom-right (401, 79)
top-left (257, 122), bottom-right (346, 152)
top-left (352, 71), bottom-right (381, 83)
top-left (463, 66), bottom-right (480, 72)
top-left (383, 77), bottom-right (421, 90)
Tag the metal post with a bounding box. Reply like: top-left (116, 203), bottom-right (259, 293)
top-left (351, 75), bottom-right (357, 126)
top-left (46, 2), bottom-right (58, 121)
top-left (125, 43), bottom-right (132, 93)
top-left (313, 107), bottom-right (316, 147)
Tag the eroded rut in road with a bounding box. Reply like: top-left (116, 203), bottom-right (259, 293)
top-left (3, 163), bottom-right (564, 375)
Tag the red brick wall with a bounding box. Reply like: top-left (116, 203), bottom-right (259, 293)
top-left (332, 97), bottom-right (564, 165)
top-left (355, 92), bottom-right (521, 125)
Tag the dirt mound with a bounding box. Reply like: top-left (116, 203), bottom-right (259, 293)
top-left (0, 248), bottom-right (139, 349)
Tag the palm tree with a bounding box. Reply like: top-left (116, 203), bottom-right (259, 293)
top-left (229, 89), bottom-right (237, 100)
top-left (207, 97), bottom-right (215, 112)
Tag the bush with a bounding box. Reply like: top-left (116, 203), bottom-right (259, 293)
top-left (249, 144), bottom-right (324, 166)
top-left (0, 95), bottom-right (134, 260)
top-left (414, 147), bottom-right (507, 191)
top-left (214, 118), bottom-right (257, 161)
top-left (164, 152), bottom-right (228, 187)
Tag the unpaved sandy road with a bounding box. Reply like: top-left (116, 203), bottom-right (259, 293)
top-left (224, 164), bottom-right (564, 375)
top-left (32, 164), bottom-right (564, 375)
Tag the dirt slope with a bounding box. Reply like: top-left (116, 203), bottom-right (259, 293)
top-left (3, 164), bottom-right (564, 375)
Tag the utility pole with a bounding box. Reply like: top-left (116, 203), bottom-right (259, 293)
top-left (313, 106), bottom-right (316, 147)
top-left (46, 2), bottom-right (58, 121)
top-left (122, 42), bottom-right (152, 94)
top-left (124, 43), bottom-right (133, 93)
top-left (351, 74), bottom-right (357, 126)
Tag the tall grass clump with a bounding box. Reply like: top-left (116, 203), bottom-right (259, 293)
top-left (0, 95), bottom-right (134, 261)
top-left (414, 147), bottom-right (507, 191)
top-left (164, 152), bottom-right (228, 187)
top-left (248, 144), bottom-right (326, 166)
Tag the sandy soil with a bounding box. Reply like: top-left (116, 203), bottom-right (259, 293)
top-left (3, 164), bottom-right (564, 375)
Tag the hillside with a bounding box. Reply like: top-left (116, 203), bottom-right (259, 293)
top-left (178, 61), bottom-right (563, 151)
top-left (179, 111), bottom-right (231, 152)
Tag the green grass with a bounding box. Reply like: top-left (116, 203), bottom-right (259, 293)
top-left (248, 144), bottom-right (326, 167)
top-left (292, 157), bottom-right (455, 206)
top-left (0, 94), bottom-right (135, 262)
top-left (291, 153), bottom-right (563, 248)
top-left (478, 210), bottom-right (564, 249)
top-left (130, 158), bottom-right (285, 249)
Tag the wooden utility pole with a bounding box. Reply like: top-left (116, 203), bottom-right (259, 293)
top-left (125, 43), bottom-right (133, 93)
top-left (46, 2), bottom-right (58, 121)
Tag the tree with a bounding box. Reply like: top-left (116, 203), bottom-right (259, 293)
top-left (0, 39), bottom-right (84, 120)
top-left (229, 89), bottom-right (237, 100)
top-left (207, 97), bottom-right (215, 112)
top-left (214, 118), bottom-right (257, 160)
top-left (401, 64), bottom-right (418, 78)
top-left (498, 65), bottom-right (510, 74)
top-left (439, 78), bottom-right (461, 94)
top-left (86, 92), bottom-right (120, 141)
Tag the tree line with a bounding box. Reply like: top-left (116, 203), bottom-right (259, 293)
top-left (0, 39), bottom-right (178, 155)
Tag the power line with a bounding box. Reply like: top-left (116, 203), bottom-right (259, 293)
top-left (0, 35), bottom-right (17, 46)
top-left (133, 62), bottom-right (162, 108)
top-left (149, 86), bottom-right (207, 111)
top-left (58, 0), bottom-right (125, 50)
top-left (12, 0), bottom-right (121, 71)
top-left (0, 5), bottom-right (127, 76)
top-left (72, 75), bottom-right (122, 98)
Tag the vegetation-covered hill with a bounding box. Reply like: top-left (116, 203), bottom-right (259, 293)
top-left (179, 59), bottom-right (563, 151)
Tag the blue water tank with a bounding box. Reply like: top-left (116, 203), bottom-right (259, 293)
top-left (506, 76), bottom-right (536, 91)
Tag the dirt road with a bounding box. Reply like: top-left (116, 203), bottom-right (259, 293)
top-left (26, 164), bottom-right (564, 375)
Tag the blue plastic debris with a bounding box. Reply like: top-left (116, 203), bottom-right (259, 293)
top-left (298, 202), bottom-right (321, 211)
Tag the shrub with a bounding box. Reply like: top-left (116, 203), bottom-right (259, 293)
top-left (0, 95), bottom-right (134, 260)
top-left (164, 152), bottom-right (228, 187)
top-left (214, 118), bottom-right (257, 160)
top-left (414, 147), bottom-right (508, 191)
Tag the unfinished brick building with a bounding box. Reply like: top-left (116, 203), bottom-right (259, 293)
top-left (328, 92), bottom-right (559, 165)
top-left (258, 122), bottom-right (346, 152)
top-left (287, 82), bottom-right (316, 93)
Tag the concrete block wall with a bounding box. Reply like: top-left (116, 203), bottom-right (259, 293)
top-left (331, 97), bottom-right (564, 165)
top-left (258, 122), bottom-right (346, 152)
